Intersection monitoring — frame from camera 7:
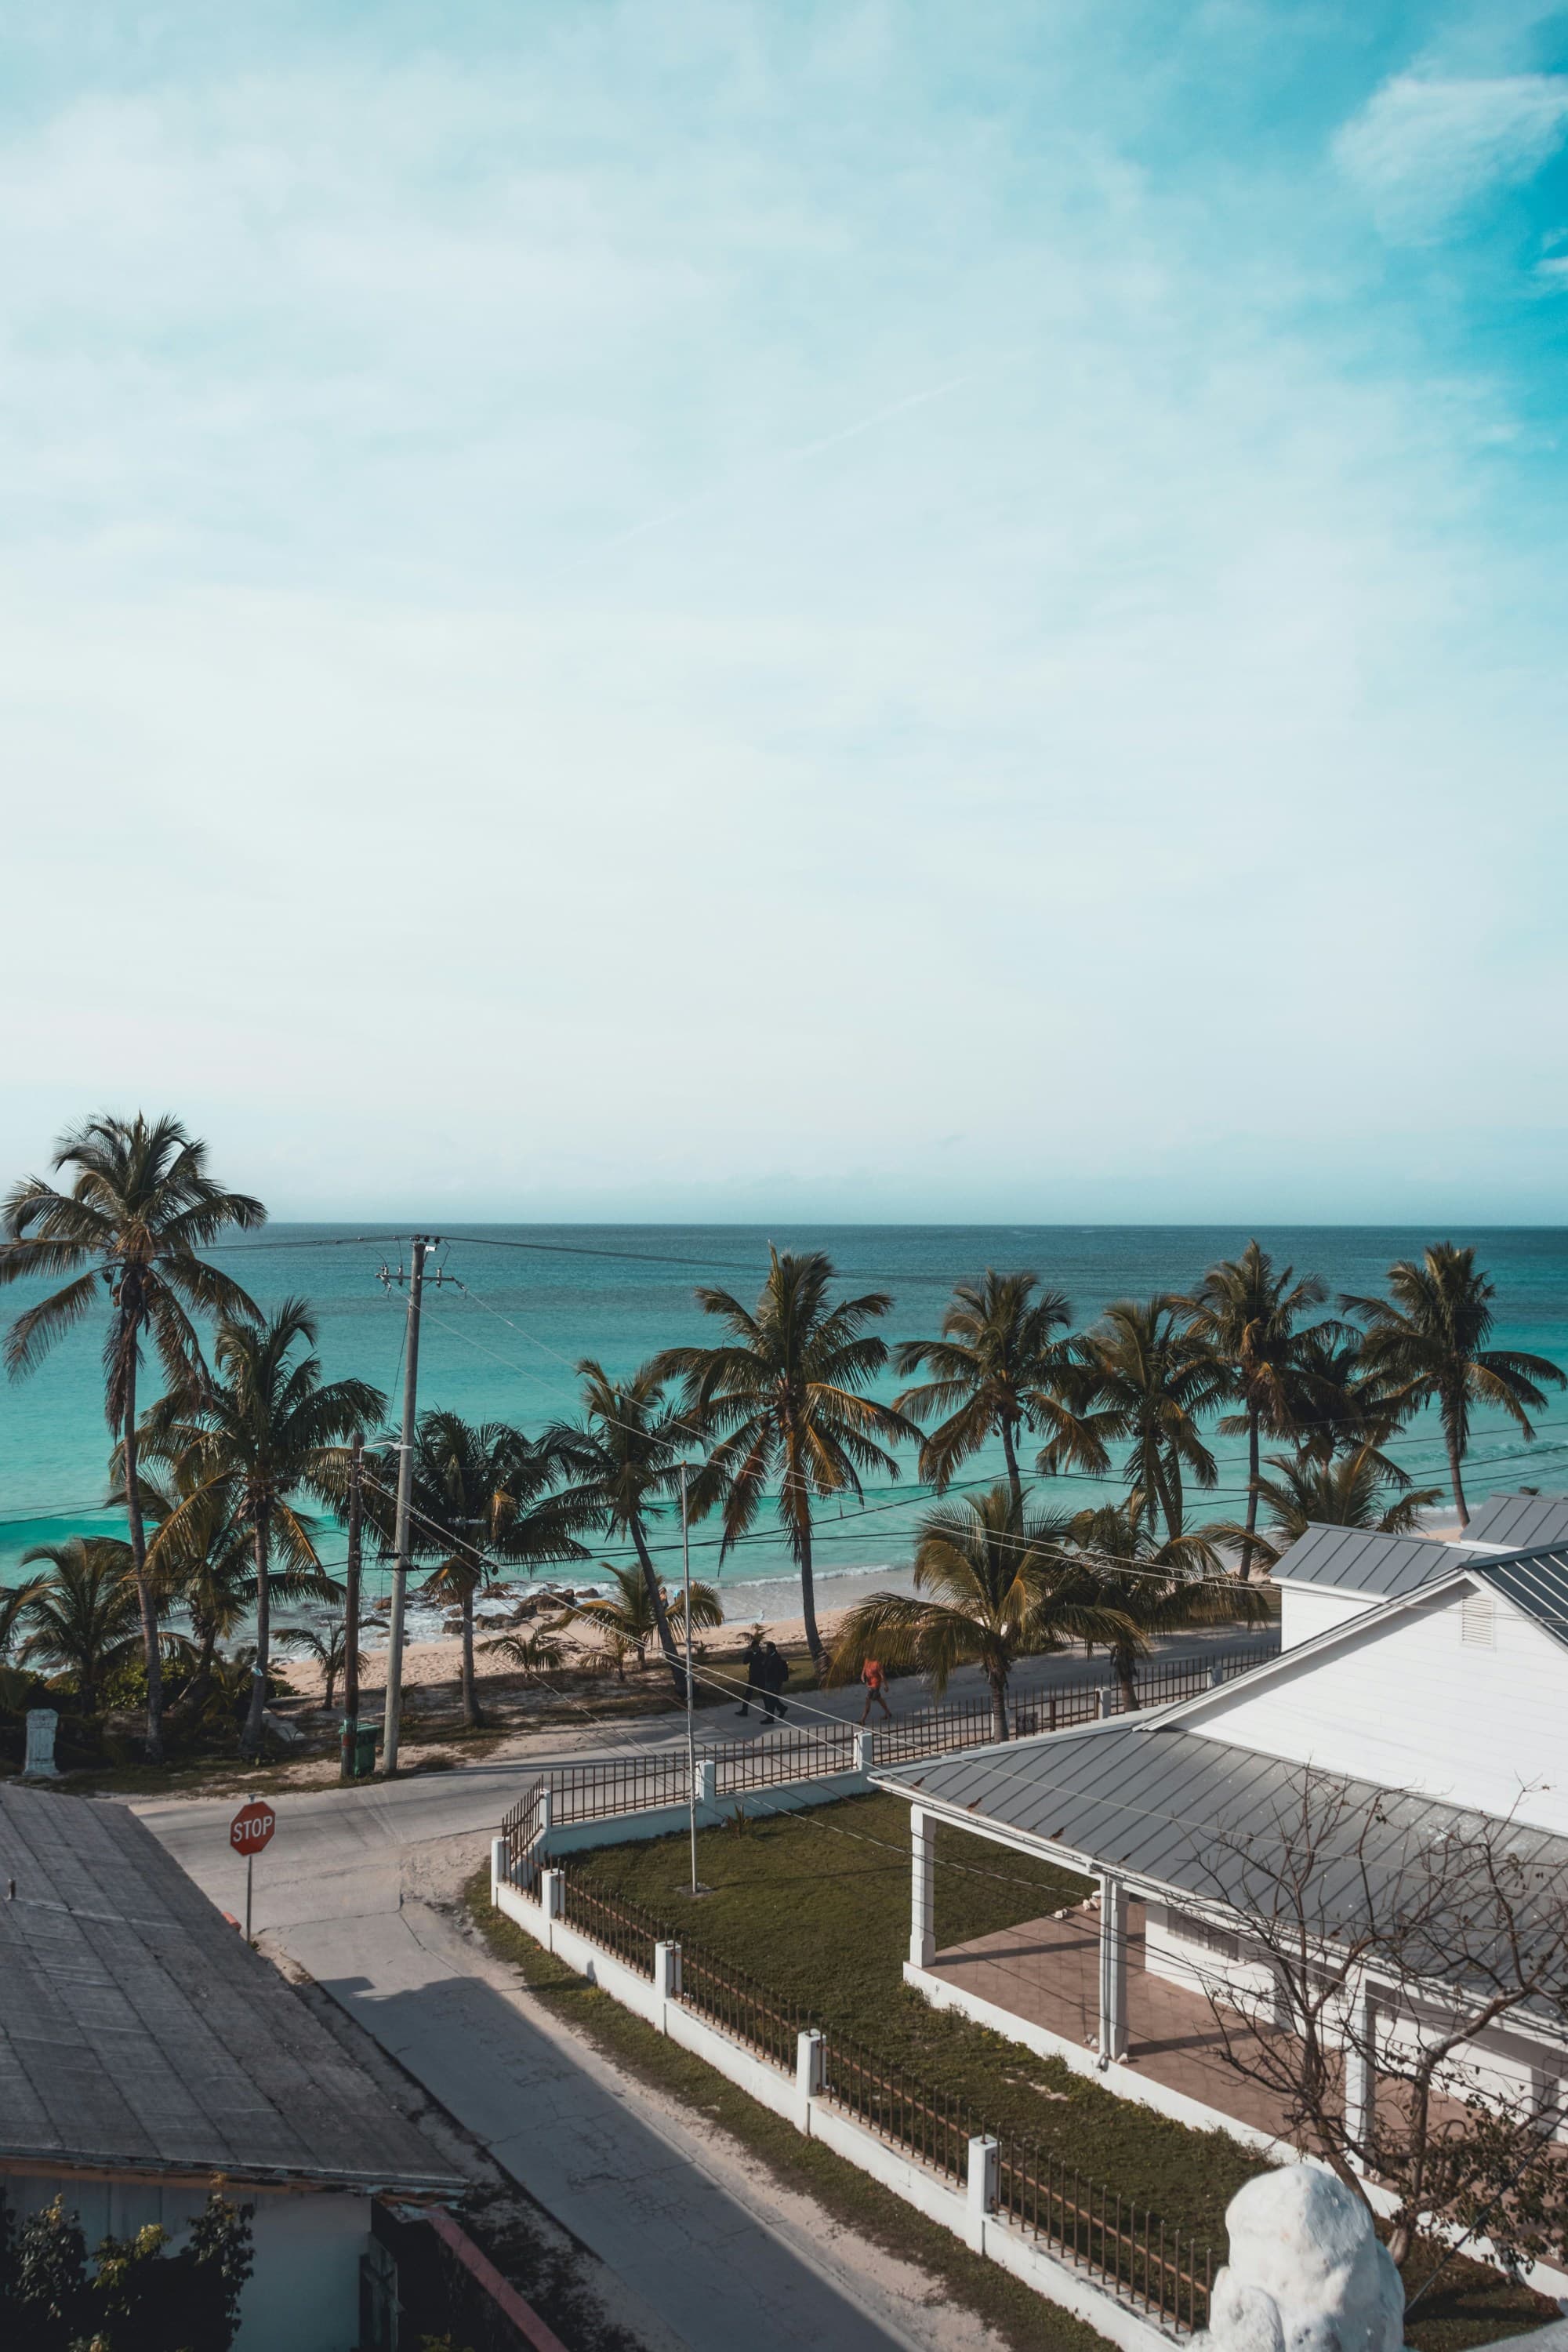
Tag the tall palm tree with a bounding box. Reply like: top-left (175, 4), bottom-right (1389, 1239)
top-left (1045, 1296), bottom-right (1225, 1541)
top-left (657, 1250), bottom-right (917, 1668)
top-left (1343, 1245), bottom-right (1566, 1529)
top-left (825, 1484), bottom-right (1134, 1741)
top-left (1286, 1326), bottom-right (1400, 1470)
top-left (15, 1537), bottom-right (142, 1712)
top-left (393, 1411), bottom-right (583, 1730)
top-left (544, 1361), bottom-right (689, 1695)
top-left (894, 1269), bottom-right (1077, 1512)
top-left (1061, 1501), bottom-right (1274, 1709)
top-left (1181, 1243), bottom-right (1330, 1580)
top-left (0, 1114), bottom-right (264, 1760)
top-left (1225, 1445), bottom-right (1444, 1569)
top-left (143, 1301), bottom-right (383, 1759)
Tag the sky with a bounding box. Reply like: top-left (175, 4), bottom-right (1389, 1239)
top-left (2, 1), bottom-right (1567, 1225)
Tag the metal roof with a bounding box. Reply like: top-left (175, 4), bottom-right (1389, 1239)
top-left (874, 1723), bottom-right (1568, 1998)
top-left (0, 1786), bottom-right (462, 2193)
top-left (1479, 1549), bottom-right (1568, 1651)
top-left (1463, 1492), bottom-right (1568, 1552)
top-left (1269, 1522), bottom-right (1466, 1599)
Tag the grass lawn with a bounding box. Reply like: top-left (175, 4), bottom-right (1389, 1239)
top-left (567, 1795), bottom-right (1558, 2350)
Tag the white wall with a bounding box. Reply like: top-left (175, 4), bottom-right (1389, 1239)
top-left (0, 2175), bottom-right (368, 2352)
top-left (1276, 1580), bottom-right (1377, 1650)
top-left (1192, 1579), bottom-right (1568, 1831)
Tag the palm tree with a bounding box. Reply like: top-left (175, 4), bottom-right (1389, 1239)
top-left (1046, 1296), bottom-right (1225, 1540)
top-left (657, 1250), bottom-right (917, 1668)
top-left (1286, 1325), bottom-right (1400, 1470)
top-left (278, 1617), bottom-right (365, 1714)
top-left (554, 1562), bottom-right (723, 1673)
top-left (15, 1537), bottom-right (142, 1711)
top-left (0, 1113), bottom-right (265, 1760)
top-left (143, 1301), bottom-right (383, 1759)
top-left (0, 1572), bottom-right (45, 1661)
top-left (481, 1624), bottom-right (568, 1685)
top-left (1226, 1446), bottom-right (1444, 1569)
top-left (544, 1361), bottom-right (690, 1696)
top-left (1182, 1243), bottom-right (1330, 1580)
top-left (390, 1411), bottom-right (583, 1730)
top-left (1343, 1245), bottom-right (1566, 1529)
top-left (1061, 1501), bottom-right (1274, 1709)
top-left (894, 1270), bottom-right (1077, 1512)
top-left (825, 1484), bottom-right (1134, 1741)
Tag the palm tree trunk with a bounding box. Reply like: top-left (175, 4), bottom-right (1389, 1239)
top-left (460, 1587), bottom-right (481, 1730)
top-left (1114, 1643), bottom-right (1139, 1712)
top-left (168, 1614), bottom-right (219, 1730)
top-left (988, 1666), bottom-right (1010, 1743)
top-left (122, 1356), bottom-right (165, 1765)
top-left (797, 1510), bottom-right (826, 1670)
top-left (1239, 1409), bottom-right (1261, 1582)
top-left (1000, 1417), bottom-right (1023, 1516)
top-left (629, 1514), bottom-right (685, 1697)
top-left (242, 1504), bottom-right (270, 1760)
top-left (1447, 1432), bottom-right (1469, 1530)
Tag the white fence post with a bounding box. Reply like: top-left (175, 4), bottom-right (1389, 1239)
top-left (796, 2026), bottom-right (825, 2130)
top-left (538, 1782), bottom-right (554, 1839)
top-left (541, 1868), bottom-right (565, 1922)
top-left (855, 1730), bottom-right (873, 1778)
top-left (490, 1836), bottom-right (509, 1900)
top-left (1210, 1661), bottom-right (1225, 1689)
top-left (696, 1758), bottom-right (717, 1812)
top-left (654, 1940), bottom-right (682, 2009)
top-left (966, 2135), bottom-right (999, 2250)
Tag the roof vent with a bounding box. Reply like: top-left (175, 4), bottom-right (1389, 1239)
top-left (1461, 1586), bottom-right (1495, 1647)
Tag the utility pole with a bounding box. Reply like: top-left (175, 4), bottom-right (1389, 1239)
top-left (339, 1430), bottom-right (364, 1784)
top-left (380, 1236), bottom-right (441, 1773)
top-left (681, 1462), bottom-right (702, 1898)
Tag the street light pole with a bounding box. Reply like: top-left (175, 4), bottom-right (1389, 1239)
top-left (382, 1236), bottom-right (435, 1773)
top-left (682, 1461), bottom-right (699, 1897)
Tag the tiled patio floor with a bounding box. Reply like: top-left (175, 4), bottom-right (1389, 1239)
top-left (928, 1902), bottom-right (1300, 2141)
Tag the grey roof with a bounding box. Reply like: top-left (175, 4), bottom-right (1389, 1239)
top-left (1463, 1492), bottom-right (1568, 1552)
top-left (1479, 1549), bottom-right (1568, 1651)
top-left (0, 1786), bottom-right (461, 2192)
top-left (1270, 1522), bottom-right (1466, 1599)
top-left (875, 1722), bottom-right (1568, 1998)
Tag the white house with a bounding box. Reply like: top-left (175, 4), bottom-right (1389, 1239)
top-left (871, 1497), bottom-right (1568, 2275)
top-left (0, 1784), bottom-right (463, 2348)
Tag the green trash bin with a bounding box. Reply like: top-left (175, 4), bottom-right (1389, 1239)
top-left (340, 1720), bottom-right (379, 1780)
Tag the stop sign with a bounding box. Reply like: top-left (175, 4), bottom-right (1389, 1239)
top-left (230, 1799), bottom-right (276, 1856)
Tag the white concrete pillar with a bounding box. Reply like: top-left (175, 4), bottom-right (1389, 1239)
top-left (490, 1836), bottom-right (509, 1900)
top-left (695, 1758), bottom-right (717, 1810)
top-left (1098, 1874), bottom-right (1128, 2066)
top-left (541, 1868), bottom-right (566, 1921)
top-left (1343, 1983), bottom-right (1375, 2167)
top-left (22, 1711), bottom-right (60, 1778)
top-left (796, 2028), bottom-right (825, 2103)
top-left (855, 1729), bottom-right (874, 1777)
top-left (654, 1940), bottom-right (682, 2002)
top-left (910, 1806), bottom-right (936, 1969)
top-left (966, 2135), bottom-right (999, 2249)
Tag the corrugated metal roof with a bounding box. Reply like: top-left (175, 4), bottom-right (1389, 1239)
top-left (1464, 1493), bottom-right (1568, 1552)
top-left (1479, 1549), bottom-right (1568, 1651)
top-left (1270, 1522), bottom-right (1464, 1599)
top-left (0, 1787), bottom-right (461, 2192)
top-left (874, 1722), bottom-right (1568, 1991)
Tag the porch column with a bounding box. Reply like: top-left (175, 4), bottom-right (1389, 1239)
top-left (1343, 1981), bottom-right (1375, 2169)
top-left (910, 1806), bottom-right (936, 1969)
top-left (1098, 1874), bottom-right (1128, 2067)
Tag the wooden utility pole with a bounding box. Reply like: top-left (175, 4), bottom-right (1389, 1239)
top-left (340, 1429), bottom-right (364, 1784)
top-left (381, 1236), bottom-right (439, 1774)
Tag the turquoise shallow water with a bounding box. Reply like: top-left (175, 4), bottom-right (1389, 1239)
top-left (4, 1224), bottom-right (1567, 1610)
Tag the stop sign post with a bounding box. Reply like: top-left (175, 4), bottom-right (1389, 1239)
top-left (230, 1798), bottom-right (276, 1940)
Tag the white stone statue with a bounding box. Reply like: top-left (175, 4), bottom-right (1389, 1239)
top-left (1195, 2165), bottom-right (1404, 2352)
top-left (23, 1709), bottom-right (60, 1779)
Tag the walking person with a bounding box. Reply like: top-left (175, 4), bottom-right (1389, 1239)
top-left (858, 1655), bottom-right (893, 1726)
top-left (735, 1630), bottom-right (766, 1719)
top-left (759, 1640), bottom-right (790, 1726)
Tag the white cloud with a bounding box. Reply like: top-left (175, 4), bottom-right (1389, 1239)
top-left (1335, 71), bottom-right (1568, 241)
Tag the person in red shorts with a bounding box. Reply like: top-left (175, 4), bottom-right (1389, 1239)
top-left (858, 1656), bottom-right (893, 1724)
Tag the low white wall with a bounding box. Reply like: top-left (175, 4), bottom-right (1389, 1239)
top-left (541, 1769), bottom-right (873, 1860)
top-left (492, 1865), bottom-right (1176, 2350)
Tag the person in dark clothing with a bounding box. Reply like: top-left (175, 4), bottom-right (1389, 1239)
top-left (735, 1632), bottom-right (766, 1718)
top-left (759, 1641), bottom-right (790, 1725)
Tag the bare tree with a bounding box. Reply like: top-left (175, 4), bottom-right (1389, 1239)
top-left (1188, 1767), bottom-right (1568, 2276)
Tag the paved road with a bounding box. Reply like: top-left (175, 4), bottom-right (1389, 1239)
top-left (135, 1632), bottom-right (1270, 2350)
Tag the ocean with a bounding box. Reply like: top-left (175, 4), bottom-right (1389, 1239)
top-left (4, 1225), bottom-right (1567, 1637)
